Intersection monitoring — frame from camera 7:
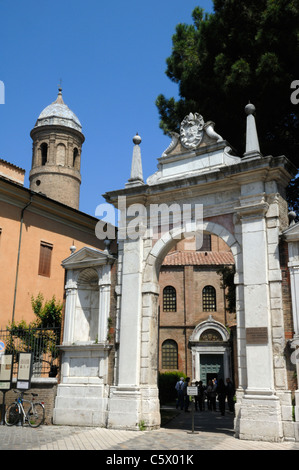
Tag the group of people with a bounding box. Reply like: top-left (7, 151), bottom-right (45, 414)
top-left (175, 376), bottom-right (235, 416)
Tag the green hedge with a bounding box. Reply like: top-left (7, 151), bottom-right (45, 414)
top-left (158, 371), bottom-right (187, 405)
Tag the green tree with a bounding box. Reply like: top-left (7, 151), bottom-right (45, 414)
top-left (217, 265), bottom-right (236, 313)
top-left (31, 293), bottom-right (63, 328)
top-left (6, 294), bottom-right (62, 374)
top-left (156, 1), bottom-right (299, 208)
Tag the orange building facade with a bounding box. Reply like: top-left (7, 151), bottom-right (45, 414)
top-left (0, 164), bottom-right (108, 327)
top-left (0, 89), bottom-right (111, 328)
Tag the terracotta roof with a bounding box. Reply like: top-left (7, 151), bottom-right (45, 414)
top-left (0, 158), bottom-right (25, 172)
top-left (162, 251), bottom-right (234, 266)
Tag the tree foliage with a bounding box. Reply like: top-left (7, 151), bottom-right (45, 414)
top-left (156, 0), bottom-right (299, 208)
top-left (6, 294), bottom-right (62, 371)
top-left (217, 265), bottom-right (236, 313)
top-left (31, 293), bottom-right (63, 328)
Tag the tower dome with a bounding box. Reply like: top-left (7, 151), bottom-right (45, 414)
top-left (34, 88), bottom-right (82, 132)
top-left (29, 88), bottom-right (85, 210)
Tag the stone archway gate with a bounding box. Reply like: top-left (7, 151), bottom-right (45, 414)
top-left (104, 108), bottom-right (297, 442)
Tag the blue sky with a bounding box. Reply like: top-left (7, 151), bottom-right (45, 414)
top-left (0, 0), bottom-right (214, 216)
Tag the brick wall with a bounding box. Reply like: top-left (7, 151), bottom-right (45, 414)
top-left (0, 380), bottom-right (58, 425)
top-left (159, 263), bottom-right (230, 377)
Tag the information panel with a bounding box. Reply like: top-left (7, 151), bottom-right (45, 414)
top-left (246, 327), bottom-right (268, 344)
top-left (0, 354), bottom-right (13, 391)
top-left (16, 353), bottom-right (33, 390)
top-left (187, 386), bottom-right (198, 396)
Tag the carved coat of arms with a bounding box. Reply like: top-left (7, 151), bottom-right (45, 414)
top-left (180, 112), bottom-right (204, 149)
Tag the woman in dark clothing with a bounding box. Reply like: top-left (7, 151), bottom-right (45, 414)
top-left (216, 379), bottom-right (226, 416)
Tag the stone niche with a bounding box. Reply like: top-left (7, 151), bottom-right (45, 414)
top-left (53, 247), bottom-right (115, 426)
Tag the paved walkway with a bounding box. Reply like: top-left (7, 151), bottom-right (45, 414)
top-left (0, 406), bottom-right (299, 451)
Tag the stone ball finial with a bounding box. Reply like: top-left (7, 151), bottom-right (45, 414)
top-left (70, 242), bottom-right (76, 254)
top-left (288, 211), bottom-right (297, 225)
top-left (245, 103), bottom-right (256, 115)
top-left (133, 133), bottom-right (142, 145)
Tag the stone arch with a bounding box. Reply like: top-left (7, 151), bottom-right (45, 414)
top-left (190, 315), bottom-right (230, 343)
top-left (143, 220), bottom-right (242, 288)
top-left (77, 267), bottom-right (99, 285)
top-left (75, 267), bottom-right (100, 343)
top-left (140, 218), bottom-right (245, 393)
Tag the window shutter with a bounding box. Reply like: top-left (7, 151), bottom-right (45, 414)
top-left (38, 242), bottom-right (53, 277)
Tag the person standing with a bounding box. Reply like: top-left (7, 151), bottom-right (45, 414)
top-left (183, 377), bottom-right (190, 412)
top-left (175, 377), bottom-right (185, 410)
top-left (217, 379), bottom-right (226, 416)
top-left (198, 381), bottom-right (206, 411)
top-left (206, 380), bottom-right (216, 411)
top-left (226, 378), bottom-right (235, 413)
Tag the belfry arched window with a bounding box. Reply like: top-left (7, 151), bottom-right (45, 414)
top-left (163, 286), bottom-right (176, 312)
top-left (202, 286), bottom-right (216, 312)
top-left (73, 147), bottom-right (79, 169)
top-left (162, 339), bottom-right (178, 369)
top-left (41, 143), bottom-right (48, 166)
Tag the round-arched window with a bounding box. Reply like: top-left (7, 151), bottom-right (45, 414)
top-left (163, 286), bottom-right (176, 312)
top-left (202, 285), bottom-right (216, 311)
top-left (162, 339), bottom-right (178, 369)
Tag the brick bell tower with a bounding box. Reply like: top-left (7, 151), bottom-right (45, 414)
top-left (29, 87), bottom-right (85, 210)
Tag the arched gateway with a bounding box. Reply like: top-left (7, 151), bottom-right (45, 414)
top-left (55, 106), bottom-right (298, 442)
top-left (104, 106), bottom-right (297, 442)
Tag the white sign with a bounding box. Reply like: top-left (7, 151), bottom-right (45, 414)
top-left (0, 354), bottom-right (13, 391)
top-left (17, 353), bottom-right (32, 381)
top-left (187, 386), bottom-right (198, 396)
top-left (0, 355), bottom-right (12, 381)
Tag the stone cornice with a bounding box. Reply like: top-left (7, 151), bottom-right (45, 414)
top-left (104, 155), bottom-right (296, 208)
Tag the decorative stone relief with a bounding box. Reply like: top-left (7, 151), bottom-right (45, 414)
top-left (180, 112), bottom-right (205, 149)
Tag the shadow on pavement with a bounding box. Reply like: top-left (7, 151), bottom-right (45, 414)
top-left (161, 405), bottom-right (235, 436)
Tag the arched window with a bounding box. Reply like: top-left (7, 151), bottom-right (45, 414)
top-left (163, 286), bottom-right (176, 312)
top-left (41, 143), bottom-right (48, 166)
top-left (200, 329), bottom-right (222, 342)
top-left (162, 339), bottom-right (178, 369)
top-left (202, 286), bottom-right (216, 312)
top-left (73, 148), bottom-right (79, 169)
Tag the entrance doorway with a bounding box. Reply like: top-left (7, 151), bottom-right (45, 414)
top-left (200, 354), bottom-right (224, 386)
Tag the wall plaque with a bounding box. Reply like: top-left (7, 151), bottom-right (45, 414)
top-left (246, 327), bottom-right (268, 344)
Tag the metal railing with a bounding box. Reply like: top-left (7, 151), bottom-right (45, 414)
top-left (0, 327), bottom-right (61, 378)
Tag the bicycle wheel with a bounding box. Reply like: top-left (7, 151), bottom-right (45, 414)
top-left (5, 403), bottom-right (20, 426)
top-left (28, 403), bottom-right (45, 427)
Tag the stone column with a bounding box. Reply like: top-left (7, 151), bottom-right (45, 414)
top-left (98, 265), bottom-right (111, 343)
top-left (62, 272), bottom-right (77, 345)
top-left (107, 235), bottom-right (144, 429)
top-left (48, 134), bottom-right (56, 164)
top-left (289, 261), bottom-right (299, 341)
top-left (286, 236), bottom-right (299, 438)
top-left (236, 194), bottom-right (283, 442)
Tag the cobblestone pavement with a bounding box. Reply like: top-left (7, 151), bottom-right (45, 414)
top-left (0, 406), bottom-right (299, 451)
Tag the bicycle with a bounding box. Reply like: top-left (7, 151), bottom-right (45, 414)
top-left (5, 390), bottom-right (45, 427)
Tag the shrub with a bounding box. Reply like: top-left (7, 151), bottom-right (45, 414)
top-left (158, 371), bottom-right (186, 405)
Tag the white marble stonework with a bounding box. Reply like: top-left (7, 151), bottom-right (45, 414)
top-left (53, 247), bottom-right (114, 427)
top-left (282, 220), bottom-right (299, 440)
top-left (189, 316), bottom-right (231, 383)
top-left (103, 107), bottom-right (298, 441)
